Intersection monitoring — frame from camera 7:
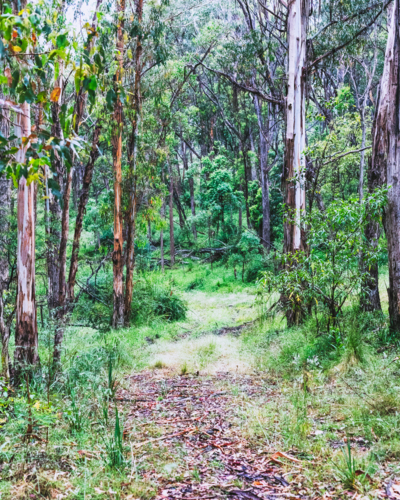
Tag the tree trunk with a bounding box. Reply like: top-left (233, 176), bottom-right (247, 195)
top-left (361, 159), bottom-right (382, 312)
top-left (371, 0), bottom-right (399, 326)
top-left (282, 0), bottom-right (308, 327)
top-left (14, 102), bottom-right (39, 380)
top-left (0, 99), bottom-right (11, 380)
top-left (181, 139), bottom-right (197, 239)
top-left (242, 144), bottom-right (252, 229)
top-left (47, 102), bottom-right (63, 311)
top-left (53, 1), bottom-right (103, 367)
top-left (124, 0), bottom-right (143, 326)
top-left (67, 125), bottom-right (101, 302)
top-left (254, 96), bottom-right (271, 250)
top-left (112, 0), bottom-right (125, 328)
top-left (361, 114), bottom-right (381, 312)
top-left (160, 169), bottom-right (166, 273)
top-left (169, 163), bottom-right (175, 266)
top-left (283, 0), bottom-right (308, 255)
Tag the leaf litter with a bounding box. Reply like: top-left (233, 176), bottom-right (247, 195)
top-left (119, 370), bottom-right (314, 500)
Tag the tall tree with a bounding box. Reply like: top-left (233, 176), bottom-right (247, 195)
top-left (124, 0), bottom-right (144, 326)
top-left (372, 0), bottom-right (400, 330)
top-left (111, 0), bottom-right (126, 328)
top-left (283, 0), bottom-right (308, 256)
top-left (14, 102), bottom-right (39, 379)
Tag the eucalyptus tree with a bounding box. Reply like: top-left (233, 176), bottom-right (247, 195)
top-left (371, 0), bottom-right (400, 332)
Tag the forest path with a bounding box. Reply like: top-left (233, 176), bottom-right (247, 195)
top-left (116, 289), bottom-right (308, 499)
top-left (118, 368), bottom-right (306, 500)
top-left (144, 290), bottom-right (258, 375)
top-left (114, 291), bottom-right (398, 500)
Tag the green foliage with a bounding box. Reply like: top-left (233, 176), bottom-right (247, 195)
top-left (130, 277), bottom-right (187, 323)
top-left (101, 406), bottom-right (125, 469)
top-left (333, 440), bottom-right (375, 492)
top-left (259, 189), bottom-right (387, 328)
top-left (202, 153), bottom-right (243, 227)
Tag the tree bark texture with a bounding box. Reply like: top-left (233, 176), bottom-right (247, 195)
top-left (112, 0), bottom-right (125, 328)
top-left (67, 125), bottom-right (101, 303)
top-left (47, 102), bottom-right (63, 310)
top-left (124, 0), bottom-right (142, 326)
top-left (254, 96), bottom-right (271, 250)
top-left (181, 139), bottom-right (197, 239)
top-left (14, 102), bottom-right (39, 378)
top-left (283, 0), bottom-right (308, 254)
top-left (282, 0), bottom-right (308, 327)
top-left (371, 0), bottom-right (399, 326)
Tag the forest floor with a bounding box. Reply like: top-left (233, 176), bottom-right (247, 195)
top-left (113, 291), bottom-right (400, 500)
top-left (3, 287), bottom-right (400, 499)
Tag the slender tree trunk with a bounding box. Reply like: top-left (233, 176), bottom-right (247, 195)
top-left (181, 139), bottom-right (197, 239)
top-left (360, 112), bottom-right (381, 312)
top-left (14, 102), bottom-right (39, 379)
top-left (249, 127), bottom-right (257, 181)
top-left (254, 97), bottom-right (271, 250)
top-left (52, 2), bottom-right (103, 367)
top-left (160, 169), bottom-right (166, 272)
top-left (361, 159), bottom-right (382, 312)
top-left (282, 0), bottom-right (308, 327)
top-left (67, 125), bottom-right (101, 302)
top-left (0, 100), bottom-right (10, 380)
top-left (283, 0), bottom-right (308, 255)
top-left (124, 0), bottom-right (143, 326)
top-left (47, 101), bottom-right (63, 311)
top-left (371, 1), bottom-right (399, 326)
top-left (242, 144), bottom-right (252, 229)
top-left (169, 163), bottom-right (175, 266)
top-left (356, 60), bottom-right (381, 312)
top-left (112, 0), bottom-right (125, 328)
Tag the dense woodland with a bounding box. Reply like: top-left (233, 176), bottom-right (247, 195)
top-left (2, 0), bottom-right (400, 497)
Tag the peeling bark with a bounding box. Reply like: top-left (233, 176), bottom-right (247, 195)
top-left (14, 102), bottom-right (39, 380)
top-left (112, 0), bottom-right (126, 328)
top-left (125, 5), bottom-right (143, 325)
top-left (371, 0), bottom-right (400, 328)
top-left (254, 96), bottom-right (272, 250)
top-left (283, 0), bottom-right (308, 255)
top-left (282, 0), bottom-right (308, 327)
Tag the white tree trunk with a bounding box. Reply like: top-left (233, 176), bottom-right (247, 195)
top-left (284, 0), bottom-right (307, 253)
top-left (14, 101), bottom-right (39, 375)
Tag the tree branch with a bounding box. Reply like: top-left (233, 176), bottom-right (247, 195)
top-left (309, 0), bottom-right (392, 69)
top-left (198, 62), bottom-right (283, 105)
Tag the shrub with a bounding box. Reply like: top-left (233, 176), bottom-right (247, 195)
top-left (130, 278), bottom-right (187, 323)
top-left (258, 189), bottom-right (387, 329)
top-left (245, 255), bottom-right (265, 282)
top-left (153, 287), bottom-right (188, 321)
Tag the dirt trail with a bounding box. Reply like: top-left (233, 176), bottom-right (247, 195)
top-left (118, 370), bottom-right (309, 500)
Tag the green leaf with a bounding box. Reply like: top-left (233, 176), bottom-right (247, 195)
top-left (56, 33), bottom-right (69, 49)
top-left (106, 89), bottom-right (116, 111)
top-left (11, 69), bottom-right (20, 91)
